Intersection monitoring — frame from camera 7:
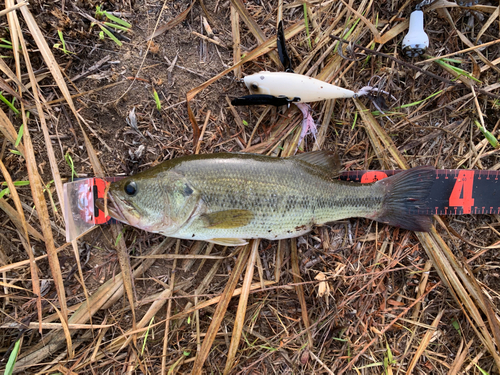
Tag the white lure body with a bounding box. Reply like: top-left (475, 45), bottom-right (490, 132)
top-left (402, 10), bottom-right (429, 57)
top-left (243, 71), bottom-right (356, 103)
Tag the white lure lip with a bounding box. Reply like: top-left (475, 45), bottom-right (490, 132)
top-left (243, 71), bottom-right (356, 103)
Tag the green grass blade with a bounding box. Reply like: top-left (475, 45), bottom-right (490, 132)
top-left (434, 59), bottom-right (482, 83)
top-left (333, 17), bottom-right (361, 55)
top-left (397, 90), bottom-right (444, 109)
top-left (441, 57), bottom-right (463, 64)
top-left (64, 151), bottom-right (77, 181)
top-left (474, 120), bottom-right (499, 148)
top-left (2, 180), bottom-right (30, 187)
top-left (0, 188), bottom-right (9, 199)
top-left (104, 12), bottom-right (131, 28)
top-left (4, 339), bottom-right (21, 375)
top-left (475, 363), bottom-right (490, 375)
top-left (451, 317), bottom-right (462, 336)
top-left (15, 124), bottom-right (23, 147)
top-left (153, 89), bottom-right (161, 110)
top-left (351, 111), bottom-right (358, 130)
top-left (0, 180), bottom-right (30, 198)
top-left (302, 3), bottom-right (311, 49)
top-left (58, 30), bottom-right (66, 52)
top-left (98, 24), bottom-right (122, 46)
top-left (0, 38), bottom-right (13, 50)
top-left (0, 92), bottom-right (20, 114)
top-left (103, 22), bottom-right (130, 32)
top-left (114, 230), bottom-right (124, 246)
top-left (141, 317), bottom-right (155, 355)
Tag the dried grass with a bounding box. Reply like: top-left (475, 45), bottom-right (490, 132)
top-left (1, 0), bottom-right (500, 374)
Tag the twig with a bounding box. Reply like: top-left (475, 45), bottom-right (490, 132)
top-left (191, 31), bottom-right (228, 48)
top-left (309, 351), bottom-right (335, 375)
top-left (416, 38), bottom-right (500, 64)
top-left (163, 56), bottom-right (211, 79)
top-left (195, 110), bottom-right (211, 154)
top-left (70, 55), bottom-right (112, 82)
top-left (0, 1), bottom-right (28, 17)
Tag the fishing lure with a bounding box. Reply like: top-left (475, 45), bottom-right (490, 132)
top-left (230, 93), bottom-right (300, 107)
top-left (404, 0), bottom-right (481, 57)
top-left (231, 21), bottom-right (383, 146)
top-left (402, 2), bottom-right (430, 57)
top-left (240, 71), bottom-right (357, 103)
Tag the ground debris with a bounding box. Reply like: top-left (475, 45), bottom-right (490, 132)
top-left (1, 0), bottom-right (500, 374)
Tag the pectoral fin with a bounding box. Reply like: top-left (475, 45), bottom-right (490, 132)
top-left (201, 209), bottom-right (254, 229)
top-left (207, 238), bottom-right (249, 246)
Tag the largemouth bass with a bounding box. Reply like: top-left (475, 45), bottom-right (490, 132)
top-left (104, 151), bottom-right (434, 246)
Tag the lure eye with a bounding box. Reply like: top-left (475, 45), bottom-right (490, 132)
top-left (250, 83), bottom-right (259, 91)
top-left (124, 181), bottom-right (138, 196)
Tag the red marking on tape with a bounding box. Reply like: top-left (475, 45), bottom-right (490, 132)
top-left (94, 178), bottom-right (111, 224)
top-left (361, 171), bottom-right (388, 183)
top-left (449, 171), bottom-right (475, 214)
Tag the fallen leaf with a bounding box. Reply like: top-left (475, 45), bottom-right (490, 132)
top-left (315, 271), bottom-right (330, 297)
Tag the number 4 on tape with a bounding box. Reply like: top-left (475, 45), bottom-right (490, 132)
top-left (449, 171), bottom-right (475, 214)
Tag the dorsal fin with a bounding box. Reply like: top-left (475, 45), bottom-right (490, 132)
top-left (290, 151), bottom-right (340, 174)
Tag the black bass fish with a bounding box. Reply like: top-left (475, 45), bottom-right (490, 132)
top-left (104, 151), bottom-right (434, 246)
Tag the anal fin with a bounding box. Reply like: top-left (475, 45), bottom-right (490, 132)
top-left (208, 238), bottom-right (248, 247)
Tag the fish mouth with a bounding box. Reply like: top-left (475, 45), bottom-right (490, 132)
top-left (95, 193), bottom-right (129, 224)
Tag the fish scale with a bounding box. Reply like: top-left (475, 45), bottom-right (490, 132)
top-left (173, 158), bottom-right (380, 240)
top-left (106, 152), bottom-right (434, 245)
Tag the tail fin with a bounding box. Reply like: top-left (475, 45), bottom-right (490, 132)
top-left (374, 166), bottom-right (434, 232)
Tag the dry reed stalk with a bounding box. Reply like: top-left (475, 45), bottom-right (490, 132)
top-left (161, 240), bottom-right (180, 375)
top-left (231, 5), bottom-right (241, 79)
top-left (191, 243), bottom-right (251, 374)
top-left (290, 238), bottom-right (314, 349)
top-left (406, 310), bottom-right (444, 374)
top-left (223, 239), bottom-right (259, 374)
top-left (360, 92), bottom-right (500, 370)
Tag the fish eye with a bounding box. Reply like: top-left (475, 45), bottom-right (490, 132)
top-left (124, 181), bottom-right (138, 196)
top-left (250, 83), bottom-right (259, 91)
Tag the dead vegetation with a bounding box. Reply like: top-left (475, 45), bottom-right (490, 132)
top-left (1, 0), bottom-right (500, 373)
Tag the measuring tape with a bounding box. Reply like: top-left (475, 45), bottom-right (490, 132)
top-left (64, 169), bottom-right (499, 242)
top-left (87, 170), bottom-right (498, 222)
top-left (338, 169), bottom-right (499, 216)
